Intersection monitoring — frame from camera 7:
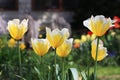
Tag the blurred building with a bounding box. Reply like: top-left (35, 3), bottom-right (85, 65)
top-left (0, 0), bottom-right (119, 30)
top-left (0, 0), bottom-right (80, 22)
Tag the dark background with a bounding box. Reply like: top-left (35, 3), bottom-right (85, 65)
top-left (32, 0), bottom-right (120, 30)
top-left (71, 0), bottom-right (120, 30)
top-left (0, 0), bottom-right (120, 30)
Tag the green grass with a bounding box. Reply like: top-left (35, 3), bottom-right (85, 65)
top-left (90, 66), bottom-right (120, 80)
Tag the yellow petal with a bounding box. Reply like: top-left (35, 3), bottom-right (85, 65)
top-left (91, 39), bottom-right (108, 61)
top-left (52, 33), bottom-right (65, 48)
top-left (18, 19), bottom-right (28, 39)
top-left (56, 38), bottom-right (73, 57)
top-left (83, 15), bottom-right (112, 36)
top-left (46, 27), bottom-right (69, 48)
top-left (81, 35), bottom-right (87, 42)
top-left (74, 39), bottom-right (81, 44)
top-left (19, 42), bottom-right (26, 50)
top-left (31, 38), bottom-right (50, 56)
top-left (8, 21), bottom-right (19, 39)
top-left (7, 19), bottom-right (28, 40)
top-left (8, 38), bottom-right (16, 48)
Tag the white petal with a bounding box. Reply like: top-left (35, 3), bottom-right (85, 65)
top-left (12, 19), bottom-right (20, 25)
top-left (21, 19), bottom-right (29, 28)
top-left (46, 27), bottom-right (51, 33)
top-left (61, 28), bottom-right (70, 38)
top-left (83, 18), bottom-right (92, 31)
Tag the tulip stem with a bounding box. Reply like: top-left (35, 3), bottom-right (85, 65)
top-left (18, 41), bottom-right (22, 78)
top-left (41, 56), bottom-right (44, 80)
top-left (62, 57), bottom-right (65, 80)
top-left (94, 37), bottom-right (99, 80)
top-left (54, 49), bottom-right (57, 80)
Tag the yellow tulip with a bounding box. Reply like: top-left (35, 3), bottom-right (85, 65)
top-left (39, 34), bottom-right (43, 38)
top-left (46, 27), bottom-right (69, 48)
top-left (86, 34), bottom-right (90, 40)
top-left (111, 31), bottom-right (116, 36)
top-left (74, 39), bottom-right (81, 44)
top-left (91, 39), bottom-right (108, 61)
top-left (19, 42), bottom-right (26, 50)
top-left (81, 35), bottom-right (87, 42)
top-left (31, 38), bottom-right (50, 56)
top-left (83, 15), bottom-right (112, 36)
top-left (56, 38), bottom-right (73, 57)
top-left (7, 19), bottom-right (28, 40)
top-left (8, 38), bottom-right (16, 48)
top-left (91, 34), bottom-right (96, 40)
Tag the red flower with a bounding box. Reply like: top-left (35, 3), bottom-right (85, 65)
top-left (87, 31), bottom-right (93, 36)
top-left (113, 16), bottom-right (120, 28)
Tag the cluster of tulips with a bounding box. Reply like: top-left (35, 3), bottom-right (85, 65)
top-left (6, 15), bottom-right (113, 80)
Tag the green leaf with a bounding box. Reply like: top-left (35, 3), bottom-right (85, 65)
top-left (55, 64), bottom-right (61, 80)
top-left (34, 67), bottom-right (40, 75)
top-left (81, 71), bottom-right (87, 80)
top-left (69, 68), bottom-right (79, 80)
top-left (15, 75), bottom-right (27, 80)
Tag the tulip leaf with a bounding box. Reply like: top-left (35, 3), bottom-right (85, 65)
top-left (69, 68), bottom-right (79, 80)
top-left (81, 71), bottom-right (87, 80)
top-left (55, 64), bottom-right (61, 80)
top-left (15, 75), bottom-right (26, 80)
top-left (34, 66), bottom-right (40, 75)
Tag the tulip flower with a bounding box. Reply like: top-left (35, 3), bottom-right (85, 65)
top-left (46, 27), bottom-right (69, 79)
top-left (81, 35), bottom-right (87, 42)
top-left (91, 39), bottom-right (108, 61)
top-left (56, 38), bottom-right (73, 80)
top-left (56, 38), bottom-right (73, 57)
top-left (31, 38), bottom-right (50, 56)
top-left (8, 38), bottom-right (16, 48)
top-left (73, 39), bottom-right (81, 48)
top-left (7, 19), bottom-right (28, 77)
top-left (74, 39), bottom-right (81, 44)
top-left (19, 42), bottom-right (26, 50)
top-left (113, 16), bottom-right (120, 28)
top-left (7, 19), bottom-right (28, 40)
top-left (46, 27), bottom-right (69, 49)
top-left (83, 15), bottom-right (112, 36)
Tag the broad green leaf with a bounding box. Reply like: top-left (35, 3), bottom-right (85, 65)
top-left (81, 71), bottom-right (87, 80)
top-left (69, 68), bottom-right (79, 80)
top-left (55, 64), bottom-right (60, 80)
top-left (34, 67), bottom-right (40, 75)
top-left (15, 75), bottom-right (27, 80)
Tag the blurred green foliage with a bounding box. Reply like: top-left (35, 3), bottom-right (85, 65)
top-left (0, 28), bottom-right (120, 80)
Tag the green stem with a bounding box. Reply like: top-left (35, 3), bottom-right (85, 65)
top-left (18, 41), bottom-right (22, 78)
top-left (94, 37), bottom-right (99, 80)
top-left (48, 65), bottom-right (51, 80)
top-left (54, 49), bottom-right (57, 80)
top-left (41, 56), bottom-right (44, 80)
top-left (87, 66), bottom-right (89, 78)
top-left (62, 57), bottom-right (65, 80)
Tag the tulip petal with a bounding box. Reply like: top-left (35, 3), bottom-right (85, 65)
top-left (56, 38), bottom-right (73, 57)
top-left (46, 27), bottom-right (69, 48)
top-left (31, 38), bottom-right (50, 56)
top-left (91, 39), bottom-right (108, 61)
top-left (8, 21), bottom-right (19, 39)
top-left (7, 19), bottom-right (28, 40)
top-left (83, 15), bottom-right (112, 36)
